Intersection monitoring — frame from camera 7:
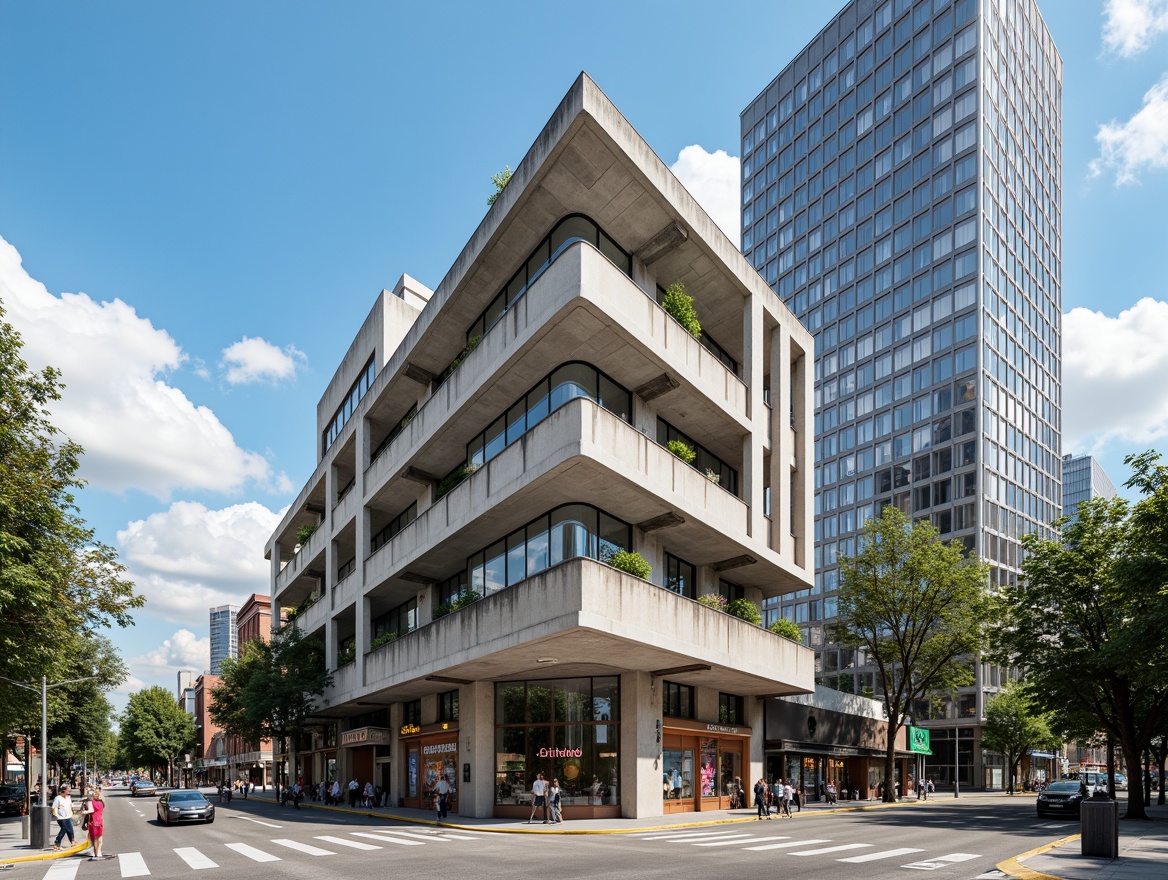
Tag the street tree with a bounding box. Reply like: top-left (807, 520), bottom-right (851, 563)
top-left (979, 686), bottom-right (1060, 794)
top-left (989, 451), bottom-right (1168, 820)
top-left (210, 625), bottom-right (331, 797)
top-left (120, 686), bottom-right (197, 783)
top-left (834, 507), bottom-right (989, 802)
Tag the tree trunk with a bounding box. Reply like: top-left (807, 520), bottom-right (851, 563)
top-left (1159, 752), bottom-right (1166, 806)
top-left (1120, 736), bottom-right (1148, 819)
top-left (884, 716), bottom-right (899, 802)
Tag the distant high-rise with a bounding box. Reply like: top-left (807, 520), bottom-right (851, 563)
top-left (208, 604), bottom-right (238, 674)
top-left (742, 0), bottom-right (1062, 790)
top-left (1061, 453), bottom-right (1117, 523)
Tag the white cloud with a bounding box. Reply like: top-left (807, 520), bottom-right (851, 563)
top-left (221, 336), bottom-right (306, 385)
top-left (117, 500), bottom-right (284, 622)
top-left (1103, 0), bottom-right (1168, 57)
top-left (670, 145), bottom-right (741, 248)
top-left (130, 630), bottom-right (211, 678)
top-left (0, 234), bottom-right (281, 500)
top-left (1063, 297), bottom-right (1168, 453)
top-left (1089, 74), bottom-right (1168, 184)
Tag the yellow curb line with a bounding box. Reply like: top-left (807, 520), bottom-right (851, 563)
top-left (0, 840), bottom-right (90, 865)
top-left (996, 833), bottom-right (1081, 880)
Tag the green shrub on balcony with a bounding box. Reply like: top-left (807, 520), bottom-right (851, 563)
top-left (606, 550), bottom-right (652, 580)
top-left (666, 439), bottom-right (696, 464)
top-left (697, 593), bottom-right (728, 610)
top-left (369, 631), bottom-right (398, 651)
top-left (296, 523), bottom-right (317, 545)
top-left (436, 463), bottom-right (479, 498)
top-left (662, 282), bottom-right (701, 339)
top-left (726, 598), bottom-right (762, 625)
top-left (336, 645), bottom-right (357, 667)
top-left (768, 618), bottom-right (803, 642)
top-left (432, 589), bottom-right (481, 621)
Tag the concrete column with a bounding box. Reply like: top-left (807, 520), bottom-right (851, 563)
top-left (742, 293), bottom-right (766, 541)
top-left (389, 703), bottom-right (403, 808)
top-left (773, 327), bottom-right (793, 553)
top-left (621, 671), bottom-right (662, 819)
top-left (749, 696), bottom-right (767, 787)
top-left (458, 681), bottom-right (495, 818)
top-left (357, 595), bottom-right (371, 686)
top-left (792, 335), bottom-right (813, 570)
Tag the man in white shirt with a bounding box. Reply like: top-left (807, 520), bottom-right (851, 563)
top-left (434, 774), bottom-right (451, 819)
top-left (530, 772), bottom-right (548, 823)
top-left (51, 785), bottom-right (75, 851)
top-left (348, 778), bottom-right (359, 807)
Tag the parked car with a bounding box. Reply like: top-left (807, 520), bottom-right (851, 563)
top-left (157, 790), bottom-right (215, 825)
top-left (131, 780), bottom-right (157, 798)
top-left (0, 786), bottom-right (27, 817)
top-left (1036, 780), bottom-right (1087, 818)
top-left (1113, 773), bottom-right (1127, 791)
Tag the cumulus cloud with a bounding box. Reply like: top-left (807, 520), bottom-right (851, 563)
top-left (670, 145), bottom-right (741, 248)
top-left (1089, 74), bottom-right (1168, 184)
top-left (130, 630), bottom-right (211, 679)
top-left (0, 234), bottom-right (280, 500)
top-left (117, 500), bottom-right (284, 622)
top-left (221, 336), bottom-right (306, 385)
top-left (1103, 0), bottom-right (1168, 57)
top-left (1063, 297), bottom-right (1168, 453)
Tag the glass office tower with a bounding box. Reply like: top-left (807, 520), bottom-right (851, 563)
top-left (209, 604), bottom-right (239, 675)
top-left (1061, 453), bottom-right (1117, 524)
top-left (741, 0), bottom-right (1061, 789)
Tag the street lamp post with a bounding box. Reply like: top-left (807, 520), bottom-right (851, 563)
top-left (954, 726), bottom-right (961, 798)
top-left (0, 672), bottom-right (98, 848)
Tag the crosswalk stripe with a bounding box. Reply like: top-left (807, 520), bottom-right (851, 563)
top-left (42, 860), bottom-right (80, 880)
top-left (224, 843), bottom-right (281, 862)
top-left (350, 832), bottom-right (425, 846)
top-left (269, 839), bottom-right (335, 856)
top-left (639, 830), bottom-right (749, 841)
top-left (315, 836), bottom-right (382, 850)
top-left (687, 834), bottom-right (756, 846)
top-left (839, 847), bottom-right (925, 863)
top-left (744, 838), bottom-right (830, 851)
top-left (790, 843), bottom-right (872, 856)
top-left (694, 836), bottom-right (791, 847)
top-left (903, 853), bottom-right (981, 870)
top-left (367, 830), bottom-right (453, 842)
top-left (429, 832), bottom-right (480, 841)
top-left (119, 852), bottom-right (150, 878)
top-left (174, 847), bottom-right (218, 870)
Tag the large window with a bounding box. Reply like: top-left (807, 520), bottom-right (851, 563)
top-left (439, 689), bottom-right (459, 723)
top-left (657, 419), bottom-right (739, 496)
top-left (663, 681), bottom-right (695, 719)
top-left (323, 358), bottom-right (375, 454)
top-left (494, 677), bottom-right (620, 807)
top-left (370, 502), bottom-right (417, 554)
top-left (719, 693), bottom-right (745, 725)
top-left (664, 553), bottom-right (697, 600)
top-left (372, 597), bottom-right (418, 642)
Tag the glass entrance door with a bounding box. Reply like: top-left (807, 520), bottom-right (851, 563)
top-left (662, 743), bottom-right (695, 812)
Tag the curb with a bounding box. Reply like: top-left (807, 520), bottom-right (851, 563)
top-left (995, 833), bottom-right (1081, 880)
top-left (0, 840), bottom-right (90, 865)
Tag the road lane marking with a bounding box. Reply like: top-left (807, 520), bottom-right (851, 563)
top-left (224, 843), bottom-right (281, 862)
top-left (315, 836), bottom-right (382, 850)
top-left (839, 847), bottom-right (925, 862)
top-left (365, 830), bottom-right (453, 842)
top-left (639, 830), bottom-right (752, 841)
top-left (118, 852), bottom-right (150, 877)
top-left (685, 834), bottom-right (756, 845)
top-left (232, 816), bottom-right (282, 828)
top-left (174, 848), bottom-right (218, 870)
top-left (790, 843), bottom-right (873, 856)
top-left (745, 838), bottom-right (830, 851)
top-left (903, 853), bottom-right (981, 870)
top-left (694, 836), bottom-right (791, 847)
top-left (42, 861), bottom-right (80, 880)
top-left (430, 832), bottom-right (479, 840)
top-left (269, 839), bottom-right (335, 856)
top-left (350, 832), bottom-right (425, 846)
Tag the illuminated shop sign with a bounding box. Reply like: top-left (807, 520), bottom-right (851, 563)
top-left (400, 723), bottom-right (421, 736)
top-left (537, 747), bottom-right (583, 758)
top-left (423, 742), bottom-right (458, 755)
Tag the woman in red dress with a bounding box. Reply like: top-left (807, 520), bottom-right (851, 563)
top-left (83, 787), bottom-right (106, 859)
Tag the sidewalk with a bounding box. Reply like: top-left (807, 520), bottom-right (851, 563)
top-left (0, 814), bottom-right (89, 865)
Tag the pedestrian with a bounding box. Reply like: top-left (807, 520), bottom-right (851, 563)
top-left (549, 778), bottom-right (564, 823)
top-left (363, 781), bottom-right (374, 808)
top-left (331, 779), bottom-right (341, 806)
top-left (791, 782), bottom-right (802, 812)
top-left (770, 778), bottom-right (782, 813)
top-left (754, 778), bottom-right (770, 819)
top-left (82, 786), bottom-right (107, 860)
top-left (51, 785), bottom-right (75, 852)
top-left (348, 778), bottom-right (359, 807)
top-left (826, 781), bottom-right (837, 805)
top-left (529, 771), bottom-right (548, 823)
top-left (434, 774), bottom-right (451, 820)
top-left (780, 780), bottom-right (793, 817)
top-left (373, 785), bottom-right (383, 808)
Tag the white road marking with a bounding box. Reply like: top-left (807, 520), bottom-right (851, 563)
top-left (269, 839), bottom-right (334, 856)
top-left (174, 847), bottom-right (218, 870)
top-left (685, 834), bottom-right (757, 845)
top-left (694, 836), bottom-right (791, 847)
top-left (430, 831), bottom-right (480, 840)
top-left (639, 830), bottom-right (751, 841)
top-left (790, 843), bottom-right (873, 856)
top-left (839, 847), bottom-right (925, 862)
top-left (745, 838), bottom-right (831, 851)
top-left (232, 816), bottom-right (282, 828)
top-left (365, 830), bottom-right (453, 842)
top-left (224, 843), bottom-right (281, 862)
top-left (118, 852), bottom-right (150, 878)
top-left (350, 832), bottom-right (425, 846)
top-left (903, 853), bottom-right (981, 870)
top-left (315, 836), bottom-right (382, 850)
top-left (42, 860), bottom-right (80, 880)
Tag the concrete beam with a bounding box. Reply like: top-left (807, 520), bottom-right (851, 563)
top-left (634, 373), bottom-right (679, 402)
top-left (712, 554), bottom-right (758, 572)
top-left (404, 362), bottom-right (435, 385)
top-left (636, 511), bottom-right (685, 532)
top-left (636, 221), bottom-right (689, 265)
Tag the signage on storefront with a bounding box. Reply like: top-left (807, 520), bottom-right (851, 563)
top-left (340, 726), bottom-right (392, 747)
top-left (537, 747), bottom-right (583, 758)
top-left (400, 723), bottom-right (421, 736)
top-left (907, 726), bottom-right (932, 755)
top-left (423, 742), bottom-right (457, 755)
top-left (705, 723), bottom-right (739, 735)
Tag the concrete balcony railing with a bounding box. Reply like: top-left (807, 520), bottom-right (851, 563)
top-left (274, 528), bottom-right (326, 605)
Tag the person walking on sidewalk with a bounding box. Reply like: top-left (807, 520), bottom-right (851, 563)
top-left (781, 780), bottom-right (793, 817)
top-left (754, 778), bottom-right (770, 819)
top-left (348, 778), bottom-right (359, 807)
top-left (530, 772), bottom-right (548, 823)
top-left (51, 785), bottom-right (75, 851)
top-left (434, 774), bottom-right (451, 820)
top-left (83, 787), bottom-right (106, 860)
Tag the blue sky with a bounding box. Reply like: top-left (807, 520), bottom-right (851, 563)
top-left (2, 0), bottom-right (1166, 713)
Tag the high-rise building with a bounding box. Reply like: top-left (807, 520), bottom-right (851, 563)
top-left (741, 0), bottom-right (1062, 790)
top-left (268, 73), bottom-right (816, 819)
top-left (208, 604), bottom-right (238, 675)
top-left (1061, 453), bottom-right (1117, 523)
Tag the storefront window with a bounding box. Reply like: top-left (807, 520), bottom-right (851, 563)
top-left (495, 677), bottom-right (620, 806)
top-left (700, 739), bottom-right (718, 797)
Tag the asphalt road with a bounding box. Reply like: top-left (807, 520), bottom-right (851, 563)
top-left (12, 789), bottom-right (1077, 880)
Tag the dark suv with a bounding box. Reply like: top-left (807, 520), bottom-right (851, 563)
top-left (0, 786), bottom-right (27, 817)
top-left (1036, 780), bottom-right (1087, 818)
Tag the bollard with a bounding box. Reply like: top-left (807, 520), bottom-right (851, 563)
top-left (1080, 791), bottom-right (1119, 858)
top-left (29, 804), bottom-right (51, 850)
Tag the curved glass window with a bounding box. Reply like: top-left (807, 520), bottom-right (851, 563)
top-left (435, 216), bottom-right (631, 388)
top-left (441, 363), bottom-right (631, 495)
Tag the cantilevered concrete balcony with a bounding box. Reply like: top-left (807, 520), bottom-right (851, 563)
top-left (319, 556), bottom-right (813, 710)
top-left (274, 530), bottom-right (327, 607)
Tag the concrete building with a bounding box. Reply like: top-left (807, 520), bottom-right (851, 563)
top-left (267, 73), bottom-right (816, 819)
top-left (224, 594), bottom-right (279, 788)
top-left (741, 0), bottom-right (1062, 791)
top-left (209, 605), bottom-right (238, 675)
top-left (192, 673), bottom-right (223, 785)
top-left (1061, 453), bottom-right (1117, 523)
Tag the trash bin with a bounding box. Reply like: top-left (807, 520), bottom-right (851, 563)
top-left (29, 804), bottom-right (51, 850)
top-left (1080, 791), bottom-right (1119, 858)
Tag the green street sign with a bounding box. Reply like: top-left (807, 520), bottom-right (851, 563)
top-left (908, 726), bottom-right (932, 755)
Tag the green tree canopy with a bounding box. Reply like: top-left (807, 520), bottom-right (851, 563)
top-left (979, 686), bottom-right (1060, 794)
top-left (989, 451), bottom-right (1168, 819)
top-left (120, 686), bottom-right (196, 780)
top-left (833, 507), bottom-right (989, 801)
